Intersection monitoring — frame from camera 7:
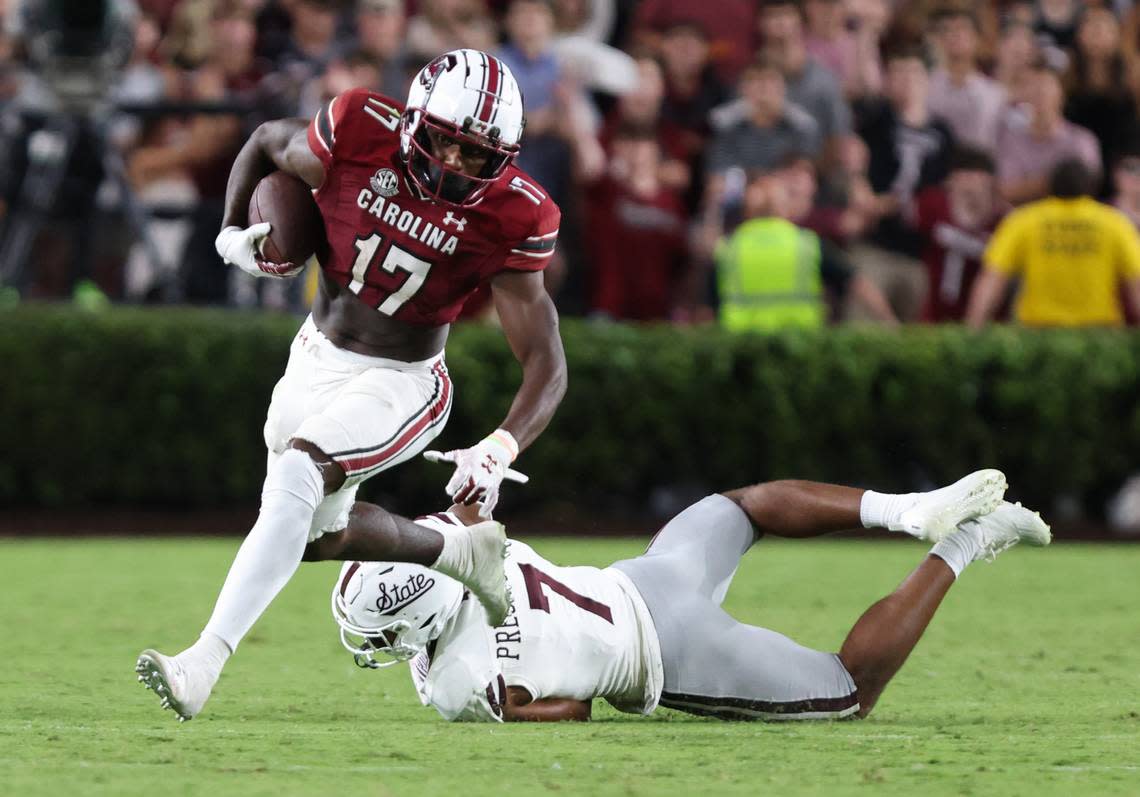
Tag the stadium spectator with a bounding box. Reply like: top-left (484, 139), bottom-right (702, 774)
top-left (913, 147), bottom-right (1003, 322)
top-left (776, 149), bottom-right (876, 246)
top-left (657, 21), bottom-right (731, 148)
top-left (706, 56), bottom-right (822, 187)
top-left (348, 0), bottom-right (413, 101)
top-left (274, 0), bottom-right (340, 81)
top-left (499, 0), bottom-right (604, 198)
top-left (118, 12), bottom-right (196, 300)
top-left (927, 7), bottom-right (1006, 155)
top-left (800, 0), bottom-right (883, 99)
top-left (160, 0), bottom-right (217, 68)
top-left (992, 20), bottom-right (1040, 108)
top-left (809, 135), bottom-right (885, 244)
top-left (966, 159), bottom-right (1140, 328)
top-left (851, 45), bottom-right (955, 322)
top-left (630, 0), bottom-right (760, 84)
top-left (1113, 149), bottom-right (1140, 230)
top-left (757, 0), bottom-right (852, 148)
top-left (844, 0), bottom-right (889, 97)
top-left (406, 0), bottom-right (497, 64)
top-left (549, 0), bottom-right (637, 98)
top-left (585, 126), bottom-right (692, 322)
top-left (715, 170), bottom-right (896, 332)
top-left (1063, 7), bottom-right (1139, 197)
top-left (1125, 2), bottom-right (1140, 65)
top-left (551, 0), bottom-right (619, 44)
top-left (129, 3), bottom-right (265, 303)
top-left (996, 57), bottom-right (1101, 206)
top-left (1031, 0), bottom-right (1082, 51)
top-left (802, 0), bottom-right (852, 83)
top-left (599, 56), bottom-right (691, 193)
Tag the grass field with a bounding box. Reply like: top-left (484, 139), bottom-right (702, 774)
top-left (1, 535), bottom-right (1137, 797)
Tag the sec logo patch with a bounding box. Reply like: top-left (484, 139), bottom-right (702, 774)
top-left (370, 168), bottom-right (400, 197)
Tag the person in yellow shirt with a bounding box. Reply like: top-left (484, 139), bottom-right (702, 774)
top-left (966, 159), bottom-right (1140, 327)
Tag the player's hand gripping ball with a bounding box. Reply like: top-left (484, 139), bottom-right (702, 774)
top-left (216, 172), bottom-right (325, 278)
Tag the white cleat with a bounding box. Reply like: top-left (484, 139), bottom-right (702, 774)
top-left (433, 520), bottom-right (512, 626)
top-left (135, 650), bottom-right (215, 722)
top-left (895, 469), bottom-right (1008, 542)
top-left (963, 500), bottom-right (1052, 562)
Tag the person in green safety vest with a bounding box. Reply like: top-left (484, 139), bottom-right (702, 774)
top-left (716, 170), bottom-right (897, 331)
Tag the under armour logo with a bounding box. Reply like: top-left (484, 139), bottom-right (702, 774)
top-left (443, 212), bottom-right (468, 231)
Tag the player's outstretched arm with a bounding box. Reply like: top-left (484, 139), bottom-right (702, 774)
top-left (491, 270), bottom-right (568, 451)
top-left (501, 686), bottom-right (591, 722)
top-left (424, 271), bottom-right (568, 517)
top-left (221, 119), bottom-right (325, 231)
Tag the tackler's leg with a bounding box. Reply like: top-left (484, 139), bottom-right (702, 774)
top-left (721, 469), bottom-right (1009, 542)
top-left (839, 501), bottom-right (1051, 716)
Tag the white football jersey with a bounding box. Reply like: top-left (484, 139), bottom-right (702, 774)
top-left (495, 539), bottom-right (662, 714)
top-left (408, 515), bottom-right (663, 720)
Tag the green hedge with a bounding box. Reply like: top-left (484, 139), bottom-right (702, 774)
top-left (2, 306), bottom-right (1138, 515)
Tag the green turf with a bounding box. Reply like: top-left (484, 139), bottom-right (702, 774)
top-left (1, 536), bottom-right (1137, 797)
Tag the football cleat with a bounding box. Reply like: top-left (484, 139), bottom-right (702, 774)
top-left (895, 469), bottom-right (1008, 542)
top-left (135, 650), bottom-right (214, 722)
top-left (434, 520), bottom-right (513, 626)
top-left (963, 500), bottom-right (1052, 562)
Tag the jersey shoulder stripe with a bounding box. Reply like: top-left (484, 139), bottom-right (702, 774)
top-left (314, 98), bottom-right (336, 153)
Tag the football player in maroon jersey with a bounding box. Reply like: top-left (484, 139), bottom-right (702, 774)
top-left (136, 50), bottom-right (565, 722)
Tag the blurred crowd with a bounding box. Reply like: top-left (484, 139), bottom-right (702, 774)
top-left (2, 0), bottom-right (1140, 328)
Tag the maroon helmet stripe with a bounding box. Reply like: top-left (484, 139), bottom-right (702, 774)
top-left (339, 562), bottom-right (361, 598)
top-left (478, 56), bottom-right (501, 124)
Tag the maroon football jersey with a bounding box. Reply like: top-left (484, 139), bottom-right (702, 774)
top-left (914, 187), bottom-right (999, 322)
top-left (307, 88), bottom-right (561, 326)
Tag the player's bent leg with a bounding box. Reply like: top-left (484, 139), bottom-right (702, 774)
top-left (837, 556), bottom-right (954, 717)
top-left (721, 470), bottom-right (1008, 542)
top-left (653, 596), bottom-right (860, 721)
top-left (137, 444), bottom-right (330, 721)
top-left (838, 501), bottom-right (1051, 717)
top-left (632, 494), bottom-right (760, 606)
top-left (720, 480), bottom-right (865, 539)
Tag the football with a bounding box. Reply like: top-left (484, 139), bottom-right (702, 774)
top-left (247, 171), bottom-right (326, 266)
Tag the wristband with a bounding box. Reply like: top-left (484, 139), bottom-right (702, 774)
top-left (486, 429), bottom-right (519, 462)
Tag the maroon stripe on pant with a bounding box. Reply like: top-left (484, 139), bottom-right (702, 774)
top-left (659, 689), bottom-right (859, 720)
top-left (332, 362), bottom-right (451, 476)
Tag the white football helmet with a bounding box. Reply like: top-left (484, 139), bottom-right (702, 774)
top-left (332, 560), bottom-right (464, 669)
top-left (400, 49), bottom-right (525, 206)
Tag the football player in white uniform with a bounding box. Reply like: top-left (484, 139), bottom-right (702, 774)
top-left (319, 469), bottom-right (1050, 722)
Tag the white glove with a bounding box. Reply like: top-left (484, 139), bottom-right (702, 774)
top-left (215, 224), bottom-right (302, 278)
top-left (423, 430), bottom-right (525, 518)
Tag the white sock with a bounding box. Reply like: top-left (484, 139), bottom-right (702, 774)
top-left (200, 448), bottom-right (324, 653)
top-left (432, 528), bottom-right (467, 578)
top-left (179, 631), bottom-right (232, 682)
top-left (860, 489), bottom-right (914, 530)
top-left (929, 522), bottom-right (983, 579)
